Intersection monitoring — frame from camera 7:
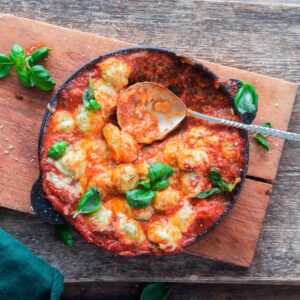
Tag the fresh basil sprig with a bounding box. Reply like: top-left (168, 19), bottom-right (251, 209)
top-left (151, 179), bottom-right (169, 191)
top-left (82, 78), bottom-right (101, 111)
top-left (73, 187), bottom-right (101, 218)
top-left (126, 163), bottom-right (174, 209)
top-left (28, 47), bottom-right (51, 65)
top-left (140, 283), bottom-right (172, 300)
top-left (139, 180), bottom-right (151, 190)
top-left (0, 54), bottom-right (14, 79)
top-left (48, 141), bottom-right (69, 159)
top-left (197, 187), bottom-right (223, 199)
top-left (147, 162), bottom-right (174, 183)
top-left (197, 168), bottom-right (237, 199)
top-left (234, 81), bottom-right (258, 115)
top-left (0, 44), bottom-right (55, 91)
top-left (126, 189), bottom-right (156, 209)
top-left (55, 224), bottom-right (74, 247)
top-left (253, 122), bottom-right (272, 151)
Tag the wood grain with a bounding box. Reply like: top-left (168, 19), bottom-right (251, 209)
top-left (0, 0), bottom-right (299, 284)
top-left (62, 282), bottom-right (300, 300)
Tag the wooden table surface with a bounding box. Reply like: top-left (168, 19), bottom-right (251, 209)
top-left (0, 0), bottom-right (299, 299)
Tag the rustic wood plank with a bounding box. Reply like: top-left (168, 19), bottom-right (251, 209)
top-left (0, 0), bottom-right (299, 283)
top-left (0, 15), bottom-right (292, 267)
top-left (62, 282), bottom-right (300, 300)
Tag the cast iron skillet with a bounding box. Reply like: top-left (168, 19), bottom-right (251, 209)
top-left (31, 46), bottom-right (255, 246)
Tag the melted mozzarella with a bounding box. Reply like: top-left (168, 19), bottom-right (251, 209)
top-left (130, 205), bottom-right (154, 221)
top-left (180, 172), bottom-right (202, 197)
top-left (112, 163), bottom-right (139, 193)
top-left (53, 110), bottom-right (75, 133)
top-left (87, 167), bottom-right (114, 199)
top-left (171, 200), bottom-right (195, 232)
top-left (152, 186), bottom-right (180, 212)
top-left (163, 140), bottom-right (183, 166)
top-left (88, 205), bottom-right (113, 231)
top-left (75, 105), bottom-right (104, 135)
top-left (117, 213), bottom-right (146, 242)
top-left (98, 57), bottom-right (132, 90)
top-left (147, 219), bottom-right (182, 252)
top-left (46, 171), bottom-right (83, 198)
top-left (93, 78), bottom-right (117, 120)
top-left (186, 126), bottom-right (213, 144)
top-left (52, 142), bottom-right (87, 179)
top-left (177, 148), bottom-right (209, 170)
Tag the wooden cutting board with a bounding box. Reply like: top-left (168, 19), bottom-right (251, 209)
top-left (0, 15), bottom-right (297, 267)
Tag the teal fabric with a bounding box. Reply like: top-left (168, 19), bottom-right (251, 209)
top-left (0, 229), bottom-right (64, 300)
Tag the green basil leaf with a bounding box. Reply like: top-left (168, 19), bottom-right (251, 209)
top-left (197, 187), bottom-right (223, 199)
top-left (29, 65), bottom-right (55, 91)
top-left (147, 163), bottom-right (174, 183)
top-left (126, 189), bottom-right (156, 209)
top-left (139, 180), bottom-right (151, 190)
top-left (219, 181), bottom-right (235, 193)
top-left (140, 283), bottom-right (172, 300)
top-left (253, 133), bottom-right (269, 151)
top-left (209, 168), bottom-right (222, 186)
top-left (260, 122), bottom-right (272, 138)
top-left (48, 141), bottom-right (69, 158)
top-left (10, 44), bottom-right (26, 66)
top-left (28, 47), bottom-right (51, 65)
top-left (234, 82), bottom-right (258, 115)
top-left (0, 53), bottom-right (14, 79)
top-left (82, 87), bottom-right (101, 111)
top-left (16, 65), bottom-right (34, 87)
top-left (74, 187), bottom-right (102, 218)
top-left (151, 179), bottom-right (169, 191)
top-left (55, 224), bottom-right (74, 247)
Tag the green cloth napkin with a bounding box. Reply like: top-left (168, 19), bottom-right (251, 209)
top-left (0, 229), bottom-right (64, 300)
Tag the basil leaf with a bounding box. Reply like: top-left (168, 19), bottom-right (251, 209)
top-left (82, 87), bottom-right (101, 111)
top-left (0, 53), bottom-right (14, 79)
top-left (147, 163), bottom-right (174, 183)
top-left (219, 181), bottom-right (235, 193)
top-left (28, 47), bottom-right (51, 65)
top-left (48, 141), bottom-right (69, 158)
top-left (197, 187), bottom-right (223, 199)
top-left (139, 180), bottom-right (151, 190)
top-left (151, 179), bottom-right (169, 191)
top-left (253, 122), bottom-right (272, 151)
top-left (209, 168), bottom-right (222, 186)
top-left (140, 283), bottom-right (172, 300)
top-left (16, 65), bottom-right (34, 87)
top-left (260, 122), bottom-right (272, 138)
top-left (74, 187), bottom-right (102, 218)
top-left (234, 82), bottom-right (258, 115)
top-left (126, 189), bottom-right (156, 209)
top-left (10, 44), bottom-right (26, 66)
top-left (253, 133), bottom-right (269, 151)
top-left (29, 65), bottom-right (55, 91)
top-left (55, 224), bottom-right (74, 247)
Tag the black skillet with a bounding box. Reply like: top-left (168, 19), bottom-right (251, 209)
top-left (31, 47), bottom-right (255, 245)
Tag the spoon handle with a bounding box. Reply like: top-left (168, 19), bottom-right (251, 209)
top-left (189, 110), bottom-right (300, 141)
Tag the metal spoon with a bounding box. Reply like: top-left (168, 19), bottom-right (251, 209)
top-left (118, 82), bottom-right (300, 143)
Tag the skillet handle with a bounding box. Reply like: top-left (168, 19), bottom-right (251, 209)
top-left (222, 79), bottom-right (257, 125)
top-left (31, 177), bottom-right (65, 225)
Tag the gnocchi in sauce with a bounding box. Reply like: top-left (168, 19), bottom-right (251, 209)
top-left (41, 49), bottom-right (246, 256)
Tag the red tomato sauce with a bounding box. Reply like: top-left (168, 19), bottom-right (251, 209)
top-left (41, 49), bottom-right (246, 256)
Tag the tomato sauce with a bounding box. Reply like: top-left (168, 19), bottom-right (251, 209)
top-left (41, 49), bottom-right (246, 256)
